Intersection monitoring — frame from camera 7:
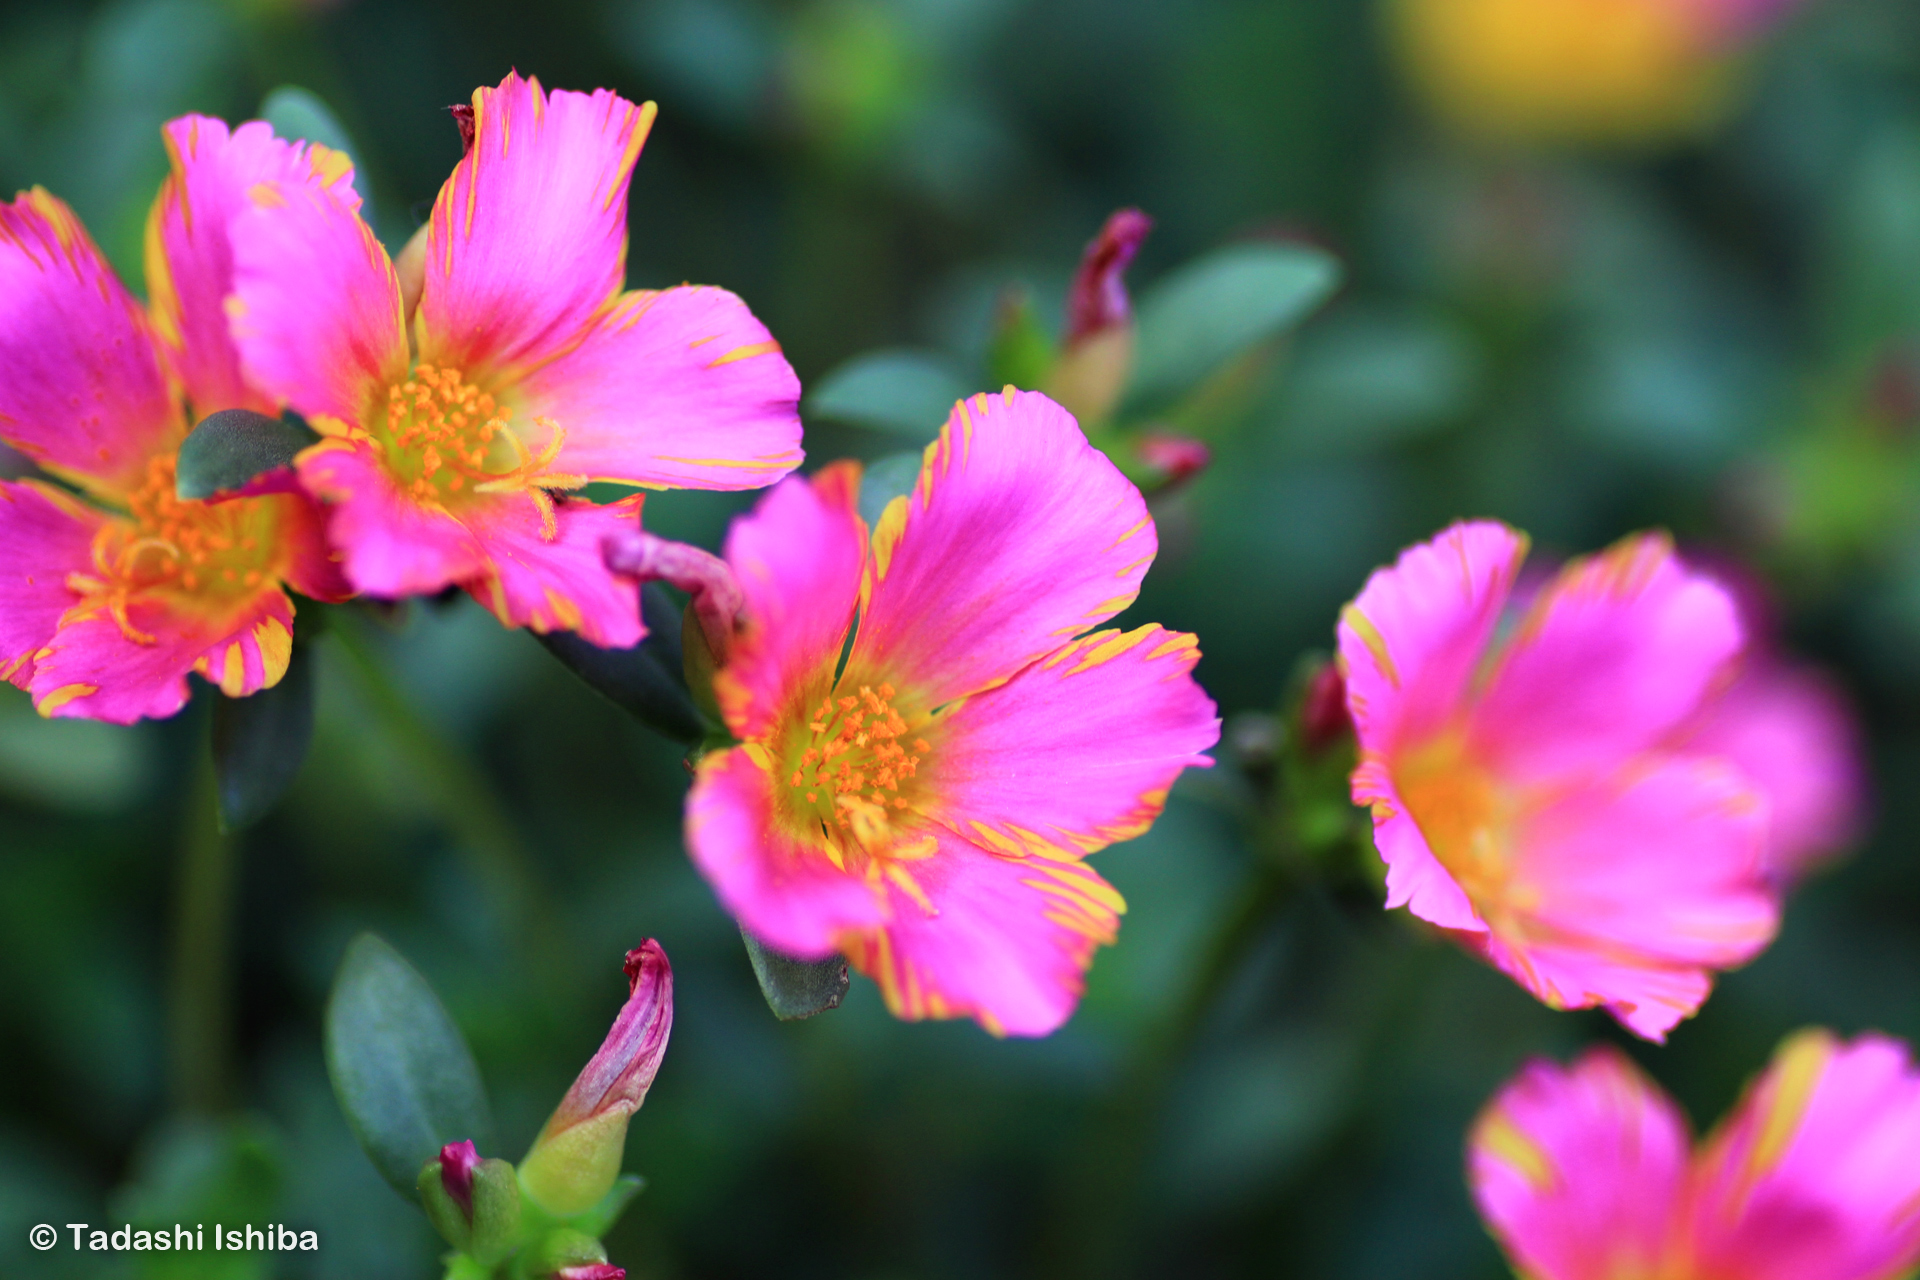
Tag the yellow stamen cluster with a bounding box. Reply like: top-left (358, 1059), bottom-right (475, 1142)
top-left (63, 454), bottom-right (279, 644)
top-left (787, 683), bottom-right (930, 836)
top-left (381, 364), bottom-right (587, 539)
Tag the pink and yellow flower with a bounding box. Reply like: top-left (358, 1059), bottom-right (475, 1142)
top-left (682, 389), bottom-right (1220, 1036)
top-left (1338, 522), bottom-right (1783, 1040)
top-left (1470, 1030), bottom-right (1920, 1280)
top-left (0, 117), bottom-right (352, 723)
top-left (224, 72), bottom-right (803, 645)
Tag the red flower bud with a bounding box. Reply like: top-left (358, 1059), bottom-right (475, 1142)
top-left (438, 1140), bottom-right (482, 1219)
top-left (604, 531), bottom-right (744, 665)
top-left (1065, 208), bottom-right (1153, 347)
top-left (1136, 432), bottom-right (1211, 494)
top-left (557, 1268), bottom-right (626, 1280)
top-left (1299, 661), bottom-right (1351, 756)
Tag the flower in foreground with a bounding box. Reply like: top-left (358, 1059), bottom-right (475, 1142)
top-left (1470, 1029), bottom-right (1920, 1279)
top-left (1338, 522), bottom-right (1781, 1040)
top-left (0, 117), bottom-right (351, 722)
top-left (225, 71), bottom-right (802, 645)
top-left (680, 389), bottom-right (1220, 1036)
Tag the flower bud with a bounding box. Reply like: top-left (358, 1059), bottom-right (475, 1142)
top-left (1134, 431), bottom-right (1211, 495)
top-left (1047, 208), bottom-right (1153, 426)
top-left (525, 1228), bottom-right (621, 1279)
top-left (1296, 661), bottom-right (1351, 758)
top-left (519, 942), bottom-right (673, 1217)
top-left (417, 1140), bottom-right (522, 1265)
top-left (604, 531), bottom-right (744, 666)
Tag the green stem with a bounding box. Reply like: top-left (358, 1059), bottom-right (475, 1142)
top-left (169, 757), bottom-right (235, 1114)
top-left (328, 610), bottom-right (572, 996)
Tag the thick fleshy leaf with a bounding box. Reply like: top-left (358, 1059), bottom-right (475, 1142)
top-left (324, 933), bottom-right (493, 1199)
top-left (740, 929), bottom-right (849, 1020)
top-left (175, 408), bottom-right (319, 500)
top-left (806, 349), bottom-right (971, 438)
top-left (539, 584), bottom-right (705, 743)
top-left (210, 640), bottom-right (314, 830)
top-left (1127, 241), bottom-right (1341, 405)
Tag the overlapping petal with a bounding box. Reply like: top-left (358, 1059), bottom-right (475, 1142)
top-left (462, 494), bottom-right (645, 646)
top-left (0, 480), bottom-right (102, 688)
top-left (417, 72), bottom-right (654, 379)
top-left (0, 189), bottom-right (180, 495)
top-left (148, 115), bottom-right (357, 417)
top-left (1469, 1048), bottom-right (1690, 1280)
top-left (294, 439), bottom-right (487, 595)
top-left (853, 389), bottom-right (1155, 707)
top-left (515, 286), bottom-right (803, 491)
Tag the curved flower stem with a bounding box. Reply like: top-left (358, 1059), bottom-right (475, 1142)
top-left (169, 755), bottom-right (235, 1114)
top-left (328, 609), bottom-right (572, 997)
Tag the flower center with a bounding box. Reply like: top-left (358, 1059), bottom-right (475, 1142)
top-left (377, 364), bottom-right (586, 538)
top-left (782, 682), bottom-right (931, 849)
top-left (1395, 734), bottom-right (1514, 908)
top-left (64, 454), bottom-right (284, 643)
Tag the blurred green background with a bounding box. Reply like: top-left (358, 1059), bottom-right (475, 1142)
top-left (3, 0), bottom-right (1919, 1275)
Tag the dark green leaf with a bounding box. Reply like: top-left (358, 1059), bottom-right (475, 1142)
top-left (857, 451), bottom-right (925, 525)
top-left (540, 585), bottom-right (705, 743)
top-left (175, 410), bottom-right (319, 501)
top-left (1128, 243), bottom-right (1342, 406)
top-left (808, 349), bottom-right (970, 438)
top-left (741, 929), bottom-right (848, 1020)
top-left (260, 85), bottom-right (375, 206)
top-left (210, 643), bottom-right (314, 831)
top-left (324, 934), bottom-right (493, 1199)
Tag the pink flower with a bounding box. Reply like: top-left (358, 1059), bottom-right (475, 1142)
top-left (0, 118), bottom-right (352, 723)
top-left (684, 390), bottom-right (1220, 1036)
top-left (1338, 522), bottom-right (1779, 1040)
top-left (224, 72), bottom-right (803, 645)
top-left (1470, 1030), bottom-right (1920, 1280)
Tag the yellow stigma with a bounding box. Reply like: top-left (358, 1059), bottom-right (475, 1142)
top-left (379, 364), bottom-right (587, 538)
top-left (63, 454), bottom-right (284, 644)
top-left (782, 682), bottom-right (930, 846)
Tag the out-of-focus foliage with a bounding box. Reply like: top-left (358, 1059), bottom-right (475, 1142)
top-left (1, 0), bottom-right (1918, 1277)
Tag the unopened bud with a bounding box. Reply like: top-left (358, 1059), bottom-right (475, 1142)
top-left (417, 1141), bottom-right (521, 1265)
top-left (1297, 661), bottom-right (1351, 757)
top-left (604, 531), bottom-right (743, 666)
top-left (526, 1228), bottom-right (617, 1279)
top-left (558, 1268), bottom-right (626, 1280)
top-left (1135, 431), bottom-right (1211, 495)
top-left (519, 942), bottom-right (674, 1217)
top-left (1048, 208), bottom-right (1154, 427)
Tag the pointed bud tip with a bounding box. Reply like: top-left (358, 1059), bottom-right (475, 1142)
top-left (1065, 207), bottom-right (1155, 346)
top-left (1137, 432), bottom-right (1210, 489)
top-left (1300, 662), bottom-right (1351, 755)
top-left (556, 1268), bottom-right (626, 1280)
top-left (624, 939), bottom-right (669, 994)
top-left (439, 1140), bottom-right (481, 1218)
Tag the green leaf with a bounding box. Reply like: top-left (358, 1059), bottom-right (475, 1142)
top-left (741, 929), bottom-right (848, 1020)
top-left (175, 409), bottom-right (319, 501)
top-left (260, 85), bottom-right (375, 207)
top-left (210, 642), bottom-right (314, 830)
top-left (857, 450), bottom-right (925, 525)
top-left (539, 585), bottom-right (705, 743)
top-left (564, 1173), bottom-right (646, 1239)
top-left (325, 934), bottom-right (493, 1199)
top-left (1128, 242), bottom-right (1341, 406)
top-left (808, 349), bottom-right (970, 438)
top-left (986, 289), bottom-right (1057, 390)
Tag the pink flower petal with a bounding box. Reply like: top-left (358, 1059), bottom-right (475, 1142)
top-left (926, 622), bottom-right (1218, 860)
top-left (0, 190), bottom-right (179, 494)
top-left (1468, 1048), bottom-right (1691, 1280)
top-left (229, 148), bottom-right (406, 427)
top-left (685, 746), bottom-right (888, 959)
top-left (418, 72), bottom-right (655, 380)
top-left (852, 389), bottom-right (1155, 706)
top-left (516, 285), bottom-right (803, 491)
top-left (1485, 755), bottom-right (1777, 1041)
top-left (1689, 1031), bottom-right (1920, 1280)
top-left (295, 439), bottom-right (488, 596)
top-left (1686, 660), bottom-right (1867, 885)
top-left (461, 494), bottom-right (645, 647)
top-left (276, 490), bottom-right (355, 604)
top-left (0, 480), bottom-right (102, 689)
top-left (29, 585), bottom-right (297, 724)
top-left (1473, 533), bottom-right (1743, 785)
top-left (1352, 758), bottom-right (1484, 930)
top-left (715, 466), bottom-right (865, 741)
top-left (841, 822), bottom-right (1124, 1037)
top-left (149, 115), bottom-right (359, 419)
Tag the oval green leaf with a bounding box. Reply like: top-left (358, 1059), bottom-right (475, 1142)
top-left (807, 349), bottom-right (970, 439)
top-left (539, 585), bottom-right (706, 744)
top-left (261, 85), bottom-right (375, 207)
top-left (210, 642), bottom-right (314, 831)
top-left (741, 929), bottom-right (848, 1020)
top-left (175, 409), bottom-right (319, 501)
top-left (1128, 243), bottom-right (1342, 407)
top-left (324, 933), bottom-right (493, 1199)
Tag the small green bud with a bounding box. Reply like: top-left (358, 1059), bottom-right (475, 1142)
top-left (417, 1141), bottom-right (522, 1266)
top-left (524, 1227), bottom-right (613, 1277)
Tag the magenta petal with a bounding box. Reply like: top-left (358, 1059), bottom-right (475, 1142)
top-left (685, 747), bottom-right (888, 958)
top-left (928, 623), bottom-right (1218, 859)
top-left (853, 389), bottom-right (1155, 706)
top-left (518, 285), bottom-right (803, 491)
top-left (461, 495), bottom-right (645, 647)
top-left (1690, 1031), bottom-right (1920, 1280)
top-left (0, 481), bottom-right (101, 689)
top-left (295, 440), bottom-right (487, 596)
top-left (419, 73), bottom-right (655, 379)
top-left (1473, 533), bottom-right (1744, 785)
top-left (1469, 1049), bottom-right (1690, 1280)
top-left (0, 190), bottom-right (178, 494)
top-left (716, 466), bottom-right (866, 740)
top-left (544, 940), bottom-right (673, 1136)
top-left (1353, 758), bottom-right (1484, 931)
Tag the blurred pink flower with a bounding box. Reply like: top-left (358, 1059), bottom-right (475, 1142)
top-left (684, 390), bottom-right (1219, 1036)
top-left (1470, 1029), bottom-right (1920, 1280)
top-left (225, 71), bottom-right (802, 644)
top-left (1339, 522), bottom-right (1779, 1040)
